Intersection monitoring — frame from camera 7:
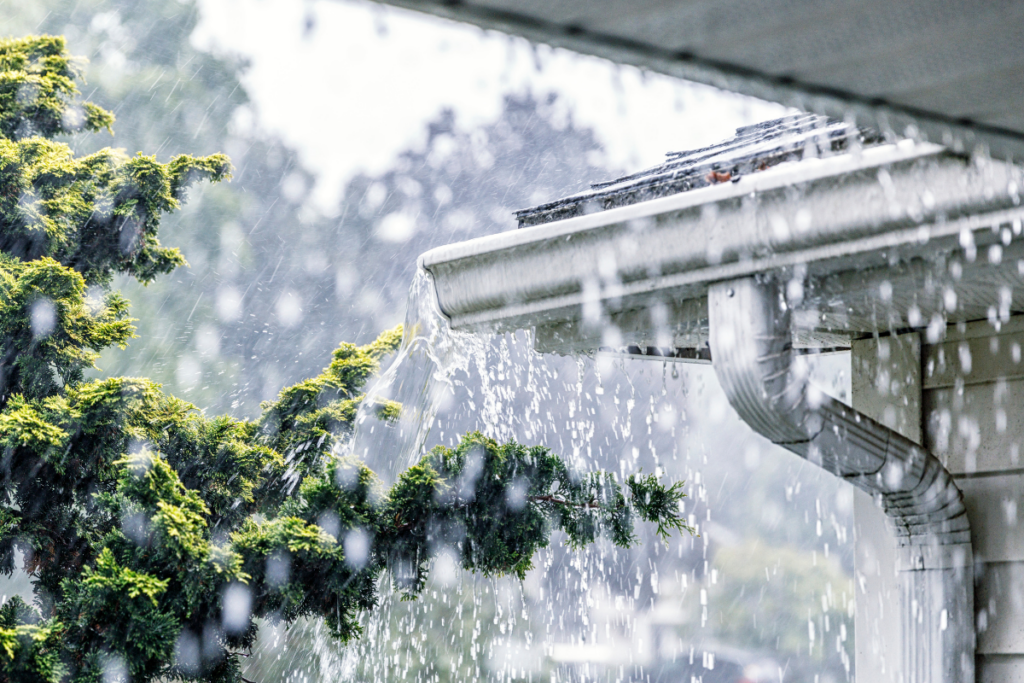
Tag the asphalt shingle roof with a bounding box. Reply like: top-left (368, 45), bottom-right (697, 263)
top-left (515, 113), bottom-right (882, 228)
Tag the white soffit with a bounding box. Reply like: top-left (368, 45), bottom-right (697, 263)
top-left (372, 0), bottom-right (1024, 161)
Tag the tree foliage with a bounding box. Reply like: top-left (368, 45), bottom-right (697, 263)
top-left (0, 36), bottom-right (693, 682)
top-left (6, 0), bottom-right (611, 418)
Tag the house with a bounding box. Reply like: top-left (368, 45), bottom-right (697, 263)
top-left (418, 113), bottom-right (1024, 683)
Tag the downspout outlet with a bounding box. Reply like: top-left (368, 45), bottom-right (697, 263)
top-left (708, 276), bottom-right (974, 683)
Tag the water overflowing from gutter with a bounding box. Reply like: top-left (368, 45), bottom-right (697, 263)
top-left (346, 267), bottom-right (483, 484)
top-left (247, 269), bottom-right (859, 683)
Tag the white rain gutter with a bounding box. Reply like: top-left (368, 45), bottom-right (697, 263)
top-left (420, 142), bottom-right (957, 333)
top-left (419, 142), bottom-right (1024, 356)
top-left (708, 276), bottom-right (973, 683)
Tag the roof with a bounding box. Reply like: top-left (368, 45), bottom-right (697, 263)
top-left (516, 114), bottom-right (880, 227)
top-left (374, 0), bottom-right (1024, 161)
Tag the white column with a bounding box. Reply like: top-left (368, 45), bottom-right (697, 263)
top-left (851, 332), bottom-right (922, 683)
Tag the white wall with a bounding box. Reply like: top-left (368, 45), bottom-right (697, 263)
top-left (924, 318), bottom-right (1024, 683)
top-left (851, 332), bottom-right (921, 683)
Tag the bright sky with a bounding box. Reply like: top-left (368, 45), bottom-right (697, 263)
top-left (194, 0), bottom-right (788, 211)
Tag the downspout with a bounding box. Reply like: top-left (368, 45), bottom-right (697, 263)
top-left (708, 277), bottom-right (974, 683)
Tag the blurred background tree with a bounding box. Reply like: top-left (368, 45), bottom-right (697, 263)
top-left (2, 0), bottom-right (610, 418)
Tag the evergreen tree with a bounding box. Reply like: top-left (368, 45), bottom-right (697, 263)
top-left (3, 0), bottom-right (612, 418)
top-left (0, 36), bottom-right (692, 682)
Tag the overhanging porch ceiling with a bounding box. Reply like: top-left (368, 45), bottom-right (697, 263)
top-left (370, 0), bottom-right (1024, 161)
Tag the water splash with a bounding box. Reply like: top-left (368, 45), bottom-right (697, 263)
top-left (241, 270), bottom-right (860, 683)
top-left (347, 267), bottom-right (482, 483)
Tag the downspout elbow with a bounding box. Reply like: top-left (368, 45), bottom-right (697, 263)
top-left (708, 276), bottom-right (974, 683)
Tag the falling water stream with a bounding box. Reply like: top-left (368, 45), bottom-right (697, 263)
top-left (260, 274), bottom-right (858, 683)
top-left (236, 267), bottom-right (862, 683)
